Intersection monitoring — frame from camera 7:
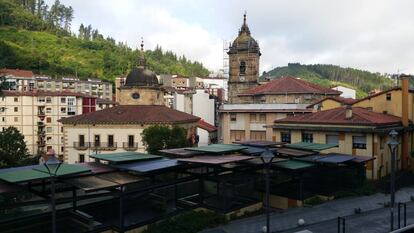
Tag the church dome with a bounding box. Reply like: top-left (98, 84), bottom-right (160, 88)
top-left (228, 13), bottom-right (260, 54)
top-left (124, 39), bottom-right (159, 87)
top-left (124, 67), bottom-right (159, 87)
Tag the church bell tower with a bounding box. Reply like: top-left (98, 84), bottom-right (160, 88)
top-left (227, 13), bottom-right (261, 104)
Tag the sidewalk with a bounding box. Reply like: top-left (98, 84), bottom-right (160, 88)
top-left (207, 186), bottom-right (414, 233)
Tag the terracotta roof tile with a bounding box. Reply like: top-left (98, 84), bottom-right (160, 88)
top-left (197, 119), bottom-right (217, 132)
top-left (274, 107), bottom-right (402, 126)
top-left (240, 76), bottom-right (341, 96)
top-left (0, 68), bottom-right (33, 77)
top-left (307, 96), bottom-right (356, 108)
top-left (59, 105), bottom-right (200, 125)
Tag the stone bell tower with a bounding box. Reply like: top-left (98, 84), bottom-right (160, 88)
top-left (227, 13), bottom-right (261, 104)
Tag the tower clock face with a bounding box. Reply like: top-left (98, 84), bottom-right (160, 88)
top-left (131, 92), bottom-right (140, 100)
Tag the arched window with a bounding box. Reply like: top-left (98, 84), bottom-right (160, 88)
top-left (240, 61), bottom-right (246, 75)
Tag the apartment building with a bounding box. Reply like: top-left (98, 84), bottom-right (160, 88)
top-left (0, 90), bottom-right (94, 157)
top-left (0, 69), bottom-right (113, 100)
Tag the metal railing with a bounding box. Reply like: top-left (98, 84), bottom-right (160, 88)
top-left (73, 142), bottom-right (90, 150)
top-left (73, 142), bottom-right (117, 150)
top-left (123, 142), bottom-right (138, 151)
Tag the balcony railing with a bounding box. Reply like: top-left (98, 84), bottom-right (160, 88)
top-left (123, 142), bottom-right (138, 151)
top-left (73, 142), bottom-right (117, 150)
top-left (38, 111), bottom-right (45, 117)
top-left (73, 142), bottom-right (90, 150)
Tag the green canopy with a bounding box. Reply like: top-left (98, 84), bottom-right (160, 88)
top-left (273, 160), bottom-right (315, 170)
top-left (285, 142), bottom-right (338, 151)
top-left (33, 164), bottom-right (91, 176)
top-left (185, 144), bottom-right (247, 154)
top-left (90, 152), bottom-right (161, 163)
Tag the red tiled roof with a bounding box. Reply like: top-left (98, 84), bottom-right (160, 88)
top-left (352, 87), bottom-right (414, 105)
top-left (274, 107), bottom-right (402, 126)
top-left (2, 90), bottom-right (89, 97)
top-left (0, 68), bottom-right (33, 77)
top-left (96, 97), bottom-right (117, 105)
top-left (239, 76), bottom-right (341, 96)
top-left (307, 96), bottom-right (356, 108)
top-left (59, 105), bottom-right (200, 124)
top-left (197, 119), bottom-right (217, 132)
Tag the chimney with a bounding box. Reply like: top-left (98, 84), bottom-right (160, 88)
top-left (345, 105), bottom-right (352, 119)
top-left (401, 74), bottom-right (409, 127)
top-left (400, 74), bottom-right (410, 170)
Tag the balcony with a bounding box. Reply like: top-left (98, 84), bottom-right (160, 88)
top-left (37, 140), bottom-right (46, 147)
top-left (37, 111), bottom-right (45, 117)
top-left (91, 142), bottom-right (117, 151)
top-left (73, 142), bottom-right (90, 150)
top-left (123, 142), bottom-right (138, 151)
top-left (37, 130), bottom-right (45, 137)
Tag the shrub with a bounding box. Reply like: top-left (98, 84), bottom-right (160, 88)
top-left (144, 210), bottom-right (227, 233)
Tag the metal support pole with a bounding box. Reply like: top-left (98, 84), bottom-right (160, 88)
top-left (265, 163), bottom-right (270, 233)
top-left (390, 147), bottom-right (396, 231)
top-left (398, 203), bottom-right (401, 229)
top-left (51, 178), bottom-right (56, 233)
top-left (404, 203), bottom-right (407, 227)
top-left (119, 187), bottom-right (124, 233)
top-left (337, 217), bottom-right (345, 233)
top-left (72, 187), bottom-right (77, 211)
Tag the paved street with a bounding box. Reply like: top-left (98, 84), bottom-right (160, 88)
top-left (205, 186), bottom-right (414, 233)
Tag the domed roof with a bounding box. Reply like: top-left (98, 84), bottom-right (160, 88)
top-left (228, 13), bottom-right (260, 55)
top-left (124, 38), bottom-right (159, 87)
top-left (124, 67), bottom-right (159, 87)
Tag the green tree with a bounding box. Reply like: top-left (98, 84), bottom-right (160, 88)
top-left (141, 125), bottom-right (189, 155)
top-left (0, 126), bottom-right (30, 168)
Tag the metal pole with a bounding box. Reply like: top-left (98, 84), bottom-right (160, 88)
top-left (51, 177), bottom-right (56, 233)
top-left (266, 163), bottom-right (270, 233)
top-left (391, 146), bottom-right (396, 231)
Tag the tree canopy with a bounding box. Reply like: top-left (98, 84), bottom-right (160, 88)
top-left (0, 126), bottom-right (30, 168)
top-left (0, 0), bottom-right (210, 81)
top-left (141, 125), bottom-right (189, 155)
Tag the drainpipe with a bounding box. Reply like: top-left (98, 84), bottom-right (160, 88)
top-left (400, 74), bottom-right (409, 170)
top-left (372, 133), bottom-right (375, 179)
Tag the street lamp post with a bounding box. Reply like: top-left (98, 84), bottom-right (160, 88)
top-left (44, 154), bottom-right (63, 233)
top-left (261, 149), bottom-right (275, 233)
top-left (388, 130), bottom-right (399, 231)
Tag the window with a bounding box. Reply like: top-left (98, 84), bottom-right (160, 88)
top-left (250, 113), bottom-right (256, 123)
top-left (61, 97), bottom-right (66, 103)
top-left (14, 97), bottom-right (18, 102)
top-left (386, 93), bottom-right (391, 101)
top-left (46, 108), bottom-right (52, 113)
top-left (230, 130), bottom-right (245, 142)
top-left (67, 97), bottom-right (76, 115)
top-left (46, 117), bottom-right (51, 123)
top-left (94, 135), bottom-right (100, 147)
top-left (79, 154), bottom-right (85, 163)
top-left (239, 61), bottom-right (246, 75)
top-left (14, 107), bottom-right (18, 112)
top-left (259, 114), bottom-right (266, 123)
top-left (46, 136), bottom-right (52, 143)
top-left (61, 146), bottom-right (64, 152)
top-left (326, 134), bottom-right (339, 146)
top-left (60, 107), bottom-right (66, 113)
top-left (302, 132), bottom-right (313, 143)
top-left (379, 136), bottom-right (384, 149)
top-left (46, 97), bottom-right (52, 103)
top-left (230, 113), bottom-right (237, 122)
top-left (353, 135), bottom-right (367, 149)
top-left (281, 132), bottom-right (291, 143)
top-left (46, 127), bottom-right (52, 133)
top-left (108, 135), bottom-right (114, 147)
top-left (1, 117), bottom-right (4, 122)
top-left (14, 117), bottom-right (18, 122)
top-left (38, 97), bottom-right (45, 103)
top-left (128, 135), bottom-right (135, 147)
top-left (79, 135), bottom-right (85, 147)
top-left (61, 127), bottom-right (64, 133)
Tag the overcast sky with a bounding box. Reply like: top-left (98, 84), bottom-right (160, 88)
top-left (48, 0), bottom-right (414, 74)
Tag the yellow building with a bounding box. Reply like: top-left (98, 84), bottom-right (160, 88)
top-left (0, 90), bottom-right (85, 157)
top-left (307, 96), bottom-right (356, 111)
top-left (60, 43), bottom-right (200, 164)
top-left (271, 106), bottom-right (407, 179)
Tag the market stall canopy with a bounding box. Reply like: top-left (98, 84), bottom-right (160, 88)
top-left (115, 158), bottom-right (181, 173)
top-left (273, 160), bottom-right (315, 170)
top-left (316, 154), bottom-right (355, 164)
top-left (65, 175), bottom-right (119, 193)
top-left (285, 142), bottom-right (338, 151)
top-left (77, 162), bottom-right (116, 174)
top-left (185, 144), bottom-right (247, 154)
top-left (159, 148), bottom-right (202, 158)
top-left (97, 172), bottom-right (144, 185)
top-left (277, 148), bottom-right (316, 157)
top-left (177, 154), bottom-right (254, 165)
top-left (240, 146), bottom-right (277, 156)
top-left (234, 140), bottom-right (284, 147)
top-left (90, 152), bottom-right (161, 163)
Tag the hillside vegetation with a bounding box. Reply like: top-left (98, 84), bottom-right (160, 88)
top-left (0, 0), bottom-right (209, 81)
top-left (262, 63), bottom-right (395, 98)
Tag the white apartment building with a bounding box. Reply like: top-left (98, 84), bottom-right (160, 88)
top-left (0, 91), bottom-right (94, 157)
top-left (0, 69), bottom-right (113, 100)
